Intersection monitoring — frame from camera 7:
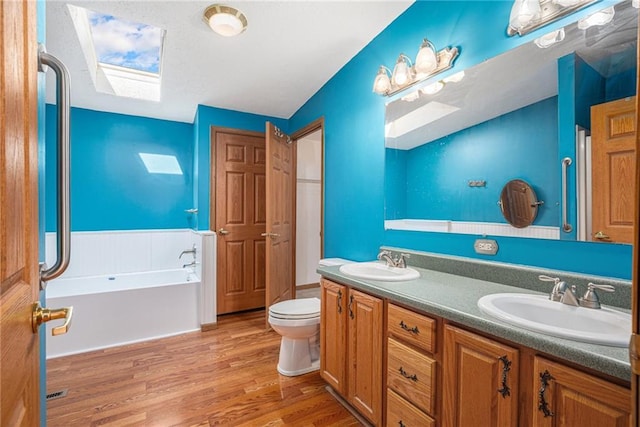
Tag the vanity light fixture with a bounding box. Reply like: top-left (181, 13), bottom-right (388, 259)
top-left (534, 28), bottom-right (566, 48)
top-left (577, 6), bottom-right (615, 29)
top-left (373, 38), bottom-right (459, 96)
top-left (203, 4), bottom-right (247, 37)
top-left (507, 0), bottom-right (599, 36)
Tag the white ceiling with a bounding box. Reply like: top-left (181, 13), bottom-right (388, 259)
top-left (45, 1), bottom-right (413, 123)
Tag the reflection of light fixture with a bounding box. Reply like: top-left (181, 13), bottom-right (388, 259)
top-left (634, 0), bottom-right (639, 9)
top-left (578, 6), bottom-right (615, 29)
top-left (442, 71), bottom-right (465, 83)
top-left (534, 28), bottom-right (565, 48)
top-left (203, 4), bottom-right (247, 37)
top-left (421, 81), bottom-right (445, 95)
top-left (401, 91), bottom-right (420, 102)
top-left (373, 38), bottom-right (459, 96)
top-left (507, 0), bottom-right (598, 36)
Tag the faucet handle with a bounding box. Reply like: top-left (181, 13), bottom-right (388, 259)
top-left (395, 253), bottom-right (410, 268)
top-left (579, 283), bottom-right (615, 309)
top-left (538, 275), bottom-right (567, 302)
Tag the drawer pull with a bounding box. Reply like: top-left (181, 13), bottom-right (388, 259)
top-left (497, 355), bottom-right (512, 398)
top-left (337, 289), bottom-right (343, 314)
top-left (538, 370), bottom-right (555, 418)
top-left (399, 320), bottom-right (420, 334)
top-left (348, 295), bottom-right (355, 319)
top-left (398, 366), bottom-right (418, 382)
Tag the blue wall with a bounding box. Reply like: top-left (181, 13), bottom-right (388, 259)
top-left (45, 105), bottom-right (194, 231)
top-left (193, 105), bottom-right (287, 231)
top-left (388, 97), bottom-right (558, 225)
top-left (289, 0), bottom-right (632, 279)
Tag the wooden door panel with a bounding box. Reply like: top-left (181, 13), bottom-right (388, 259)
top-left (214, 128), bottom-right (266, 314)
top-left (265, 123), bottom-right (294, 319)
top-left (1, 0), bottom-right (40, 424)
top-left (591, 97), bottom-right (636, 244)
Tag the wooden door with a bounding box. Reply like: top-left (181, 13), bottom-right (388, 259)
top-left (265, 122), bottom-right (294, 318)
top-left (591, 97), bottom-right (636, 244)
top-left (532, 357), bottom-right (629, 426)
top-left (320, 278), bottom-right (347, 395)
top-left (348, 289), bottom-right (383, 426)
top-left (1, 0), bottom-right (41, 425)
top-left (214, 128), bottom-right (267, 314)
top-left (443, 325), bottom-right (519, 427)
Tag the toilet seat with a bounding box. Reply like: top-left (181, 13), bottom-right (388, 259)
top-left (269, 297), bottom-right (320, 320)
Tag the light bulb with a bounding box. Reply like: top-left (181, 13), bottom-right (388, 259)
top-left (578, 6), bottom-right (615, 30)
top-left (415, 39), bottom-right (438, 75)
top-left (372, 66), bottom-right (391, 94)
top-left (392, 55), bottom-right (412, 87)
top-left (509, 0), bottom-right (541, 31)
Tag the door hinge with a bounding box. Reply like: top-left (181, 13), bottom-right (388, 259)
top-left (630, 333), bottom-right (640, 375)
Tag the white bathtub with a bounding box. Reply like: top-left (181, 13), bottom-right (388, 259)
top-left (45, 269), bottom-right (200, 358)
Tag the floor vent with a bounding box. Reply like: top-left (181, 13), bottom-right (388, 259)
top-left (46, 389), bottom-right (68, 401)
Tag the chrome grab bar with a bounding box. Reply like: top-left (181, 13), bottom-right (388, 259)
top-left (561, 157), bottom-right (572, 233)
top-left (38, 44), bottom-right (71, 286)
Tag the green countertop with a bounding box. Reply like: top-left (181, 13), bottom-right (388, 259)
top-left (318, 263), bottom-right (631, 382)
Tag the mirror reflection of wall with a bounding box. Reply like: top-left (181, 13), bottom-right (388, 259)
top-left (384, 0), bottom-right (637, 244)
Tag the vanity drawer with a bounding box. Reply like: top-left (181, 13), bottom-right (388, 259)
top-left (387, 337), bottom-right (436, 415)
top-left (387, 303), bottom-right (436, 353)
top-left (386, 389), bottom-right (435, 427)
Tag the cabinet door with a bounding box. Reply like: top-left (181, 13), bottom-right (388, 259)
top-left (320, 279), bottom-right (347, 395)
top-left (443, 325), bottom-right (519, 427)
top-left (348, 289), bottom-right (383, 426)
top-left (532, 357), bottom-right (629, 427)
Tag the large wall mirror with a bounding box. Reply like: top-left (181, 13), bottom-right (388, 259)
top-left (385, 0), bottom-right (637, 248)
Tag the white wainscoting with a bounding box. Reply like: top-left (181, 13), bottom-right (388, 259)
top-left (385, 219), bottom-right (560, 240)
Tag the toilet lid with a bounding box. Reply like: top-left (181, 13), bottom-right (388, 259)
top-left (269, 297), bottom-right (320, 319)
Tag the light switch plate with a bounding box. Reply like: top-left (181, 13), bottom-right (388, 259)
top-left (474, 239), bottom-right (498, 255)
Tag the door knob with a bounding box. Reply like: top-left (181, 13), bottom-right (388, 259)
top-left (594, 231), bottom-right (610, 240)
top-left (217, 228), bottom-right (229, 235)
top-left (32, 302), bottom-right (73, 335)
top-left (261, 232), bottom-right (280, 239)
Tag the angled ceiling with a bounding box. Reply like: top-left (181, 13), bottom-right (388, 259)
top-left (45, 1), bottom-right (413, 123)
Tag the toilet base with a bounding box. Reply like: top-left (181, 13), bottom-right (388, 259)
top-left (276, 335), bottom-right (320, 377)
top-left (277, 358), bottom-right (320, 377)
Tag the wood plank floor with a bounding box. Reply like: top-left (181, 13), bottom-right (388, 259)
top-left (47, 310), bottom-right (360, 427)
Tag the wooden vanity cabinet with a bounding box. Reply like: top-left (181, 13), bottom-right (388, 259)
top-left (320, 279), bottom-right (383, 426)
top-left (320, 279), bottom-right (347, 395)
top-left (443, 325), bottom-right (519, 427)
top-left (531, 356), bottom-right (630, 427)
top-left (386, 303), bottom-right (438, 426)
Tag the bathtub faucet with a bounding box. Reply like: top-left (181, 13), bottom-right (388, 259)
top-left (182, 260), bottom-right (199, 269)
top-left (179, 244), bottom-right (197, 260)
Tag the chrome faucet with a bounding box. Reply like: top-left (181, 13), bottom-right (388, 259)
top-left (182, 260), bottom-right (198, 269)
top-left (377, 250), bottom-right (410, 268)
top-left (179, 244), bottom-right (196, 259)
top-left (538, 275), bottom-right (615, 309)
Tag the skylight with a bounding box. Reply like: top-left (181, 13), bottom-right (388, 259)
top-left (68, 5), bottom-right (165, 102)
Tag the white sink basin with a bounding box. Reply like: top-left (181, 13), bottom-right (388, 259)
top-left (477, 293), bottom-right (631, 347)
top-left (339, 262), bottom-right (420, 282)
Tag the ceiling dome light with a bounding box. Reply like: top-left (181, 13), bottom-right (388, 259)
top-left (203, 4), bottom-right (247, 37)
top-left (578, 6), bottom-right (615, 30)
top-left (414, 39), bottom-right (438, 76)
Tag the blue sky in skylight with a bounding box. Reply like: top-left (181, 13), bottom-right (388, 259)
top-left (88, 11), bottom-right (163, 74)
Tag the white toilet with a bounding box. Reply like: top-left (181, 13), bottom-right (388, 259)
top-left (268, 297), bottom-right (321, 376)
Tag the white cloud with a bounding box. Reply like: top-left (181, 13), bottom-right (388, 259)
top-left (88, 12), bottom-right (163, 73)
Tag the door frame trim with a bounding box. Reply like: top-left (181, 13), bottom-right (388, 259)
top-left (291, 117), bottom-right (325, 271)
